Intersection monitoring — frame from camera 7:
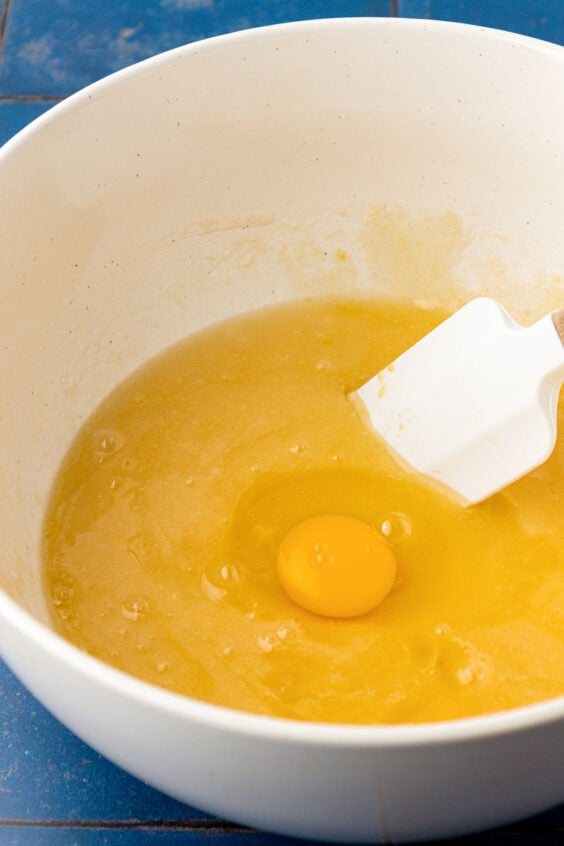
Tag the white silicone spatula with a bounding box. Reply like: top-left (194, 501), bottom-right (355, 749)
top-left (355, 298), bottom-right (564, 505)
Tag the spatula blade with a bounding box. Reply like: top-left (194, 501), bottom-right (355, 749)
top-left (355, 298), bottom-right (564, 505)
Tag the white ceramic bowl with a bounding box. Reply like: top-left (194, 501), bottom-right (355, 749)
top-left (1, 18), bottom-right (564, 843)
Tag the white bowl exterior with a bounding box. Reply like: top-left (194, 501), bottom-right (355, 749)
top-left (0, 17), bottom-right (564, 842)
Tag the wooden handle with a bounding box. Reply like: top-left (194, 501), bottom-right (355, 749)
top-left (552, 310), bottom-right (564, 345)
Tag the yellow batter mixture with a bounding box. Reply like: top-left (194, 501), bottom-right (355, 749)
top-left (43, 298), bottom-right (564, 724)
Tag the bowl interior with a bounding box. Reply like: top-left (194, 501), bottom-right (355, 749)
top-left (0, 18), bottom-right (563, 625)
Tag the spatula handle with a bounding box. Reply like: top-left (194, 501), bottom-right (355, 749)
top-left (552, 311), bottom-right (564, 345)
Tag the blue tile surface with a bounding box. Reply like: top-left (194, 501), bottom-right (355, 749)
top-left (0, 659), bottom-right (200, 822)
top-left (398, 0), bottom-right (564, 45)
top-left (0, 100), bottom-right (56, 145)
top-left (0, 0), bottom-right (390, 97)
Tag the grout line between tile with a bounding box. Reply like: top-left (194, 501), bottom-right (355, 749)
top-left (0, 0), bottom-right (13, 63)
top-left (0, 819), bottom-right (251, 832)
top-left (0, 94), bottom-right (64, 102)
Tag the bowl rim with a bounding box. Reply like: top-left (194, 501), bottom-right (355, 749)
top-left (1, 15), bottom-right (564, 749)
top-left (1, 14), bottom-right (564, 163)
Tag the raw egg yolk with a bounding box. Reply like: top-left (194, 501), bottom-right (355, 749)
top-left (277, 514), bottom-right (397, 618)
